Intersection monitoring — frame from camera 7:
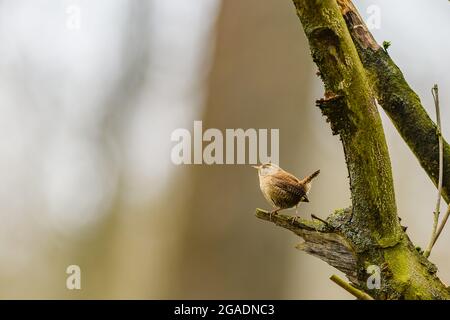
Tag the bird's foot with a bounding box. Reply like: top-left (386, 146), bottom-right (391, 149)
top-left (269, 209), bottom-right (280, 221)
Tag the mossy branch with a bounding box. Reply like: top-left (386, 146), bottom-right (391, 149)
top-left (330, 274), bottom-right (374, 300)
top-left (256, 209), bottom-right (358, 282)
top-left (256, 0), bottom-right (450, 299)
top-left (293, 0), bottom-right (402, 248)
top-left (337, 0), bottom-right (450, 204)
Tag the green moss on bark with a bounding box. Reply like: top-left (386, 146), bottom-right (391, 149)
top-left (289, 0), bottom-right (450, 299)
top-left (294, 0), bottom-right (401, 247)
top-left (339, 0), bottom-right (450, 204)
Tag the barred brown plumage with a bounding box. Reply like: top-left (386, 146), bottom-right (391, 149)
top-left (253, 163), bottom-right (320, 217)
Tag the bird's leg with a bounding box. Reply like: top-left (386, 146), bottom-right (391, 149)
top-left (269, 208), bottom-right (280, 221)
top-left (290, 205), bottom-right (299, 224)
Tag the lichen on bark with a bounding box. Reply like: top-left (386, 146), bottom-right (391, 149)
top-left (256, 0), bottom-right (450, 299)
top-left (294, 0), bottom-right (401, 247)
top-left (337, 0), bottom-right (450, 204)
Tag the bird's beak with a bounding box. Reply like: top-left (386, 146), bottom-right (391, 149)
top-left (252, 165), bottom-right (260, 169)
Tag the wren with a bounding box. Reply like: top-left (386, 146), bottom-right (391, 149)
top-left (253, 163), bottom-right (320, 216)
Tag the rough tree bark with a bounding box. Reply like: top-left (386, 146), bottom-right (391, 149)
top-left (337, 0), bottom-right (450, 204)
top-left (256, 0), bottom-right (450, 299)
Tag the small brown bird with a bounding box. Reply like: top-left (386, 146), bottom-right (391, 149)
top-left (253, 163), bottom-right (320, 216)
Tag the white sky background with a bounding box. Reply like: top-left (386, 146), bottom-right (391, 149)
top-left (0, 0), bottom-right (128, 270)
top-left (0, 0), bottom-right (220, 276)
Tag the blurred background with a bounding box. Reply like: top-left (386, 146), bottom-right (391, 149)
top-left (0, 0), bottom-right (448, 299)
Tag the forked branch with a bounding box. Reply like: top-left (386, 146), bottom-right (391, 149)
top-left (256, 0), bottom-right (450, 299)
top-left (337, 0), bottom-right (450, 204)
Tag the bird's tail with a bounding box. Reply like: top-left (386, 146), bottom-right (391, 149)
top-left (302, 169), bottom-right (320, 183)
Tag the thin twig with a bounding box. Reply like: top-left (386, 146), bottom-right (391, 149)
top-left (329, 275), bottom-right (374, 300)
top-left (424, 84), bottom-right (443, 258)
top-left (311, 213), bottom-right (329, 226)
top-left (434, 205), bottom-right (450, 247)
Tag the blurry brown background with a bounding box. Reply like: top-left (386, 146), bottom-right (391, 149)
top-left (0, 0), bottom-right (448, 299)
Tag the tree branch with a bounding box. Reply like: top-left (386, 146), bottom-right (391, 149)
top-left (255, 0), bottom-right (450, 299)
top-left (294, 0), bottom-right (402, 248)
top-left (434, 205), bottom-right (450, 247)
top-left (425, 85), bottom-right (444, 258)
top-left (256, 209), bottom-right (358, 283)
top-left (330, 274), bottom-right (374, 300)
top-left (337, 0), bottom-right (450, 204)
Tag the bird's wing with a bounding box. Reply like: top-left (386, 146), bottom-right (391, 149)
top-left (280, 170), bottom-right (301, 184)
top-left (270, 175), bottom-right (306, 198)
